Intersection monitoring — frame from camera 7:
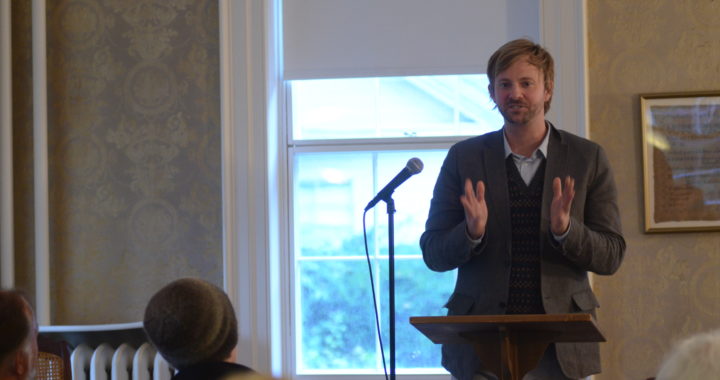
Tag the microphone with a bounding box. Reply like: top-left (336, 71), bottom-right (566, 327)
top-left (364, 157), bottom-right (424, 211)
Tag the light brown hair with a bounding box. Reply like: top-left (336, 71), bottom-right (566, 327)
top-left (487, 38), bottom-right (555, 113)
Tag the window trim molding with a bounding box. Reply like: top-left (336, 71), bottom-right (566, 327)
top-left (0, 0), bottom-right (14, 288)
top-left (220, 0), bottom-right (275, 374)
top-left (540, 0), bottom-right (588, 138)
top-left (31, 0), bottom-right (51, 325)
top-left (221, 0), bottom-right (587, 377)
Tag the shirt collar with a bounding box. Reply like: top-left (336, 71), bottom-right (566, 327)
top-left (503, 122), bottom-right (550, 160)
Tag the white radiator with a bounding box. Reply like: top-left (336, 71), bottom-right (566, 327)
top-left (70, 342), bottom-right (173, 380)
top-left (40, 322), bottom-right (174, 380)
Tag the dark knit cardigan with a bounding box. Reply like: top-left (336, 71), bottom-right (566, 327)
top-left (505, 157), bottom-right (545, 315)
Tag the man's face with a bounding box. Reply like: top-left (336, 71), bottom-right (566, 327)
top-left (490, 56), bottom-right (551, 127)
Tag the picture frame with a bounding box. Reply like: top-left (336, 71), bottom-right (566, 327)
top-left (640, 91), bottom-right (720, 232)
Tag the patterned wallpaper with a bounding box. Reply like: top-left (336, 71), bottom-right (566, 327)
top-left (587, 1), bottom-right (720, 379)
top-left (11, 0), bottom-right (224, 324)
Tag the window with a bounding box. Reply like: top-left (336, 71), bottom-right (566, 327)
top-left (287, 75), bottom-right (503, 376)
top-left (220, 1), bottom-right (585, 376)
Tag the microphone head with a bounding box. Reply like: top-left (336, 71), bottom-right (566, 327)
top-left (406, 157), bottom-right (424, 175)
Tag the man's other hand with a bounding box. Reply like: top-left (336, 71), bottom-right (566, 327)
top-left (461, 179), bottom-right (488, 240)
top-left (551, 176), bottom-right (575, 235)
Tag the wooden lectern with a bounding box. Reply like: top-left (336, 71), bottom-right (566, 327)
top-left (410, 313), bottom-right (605, 380)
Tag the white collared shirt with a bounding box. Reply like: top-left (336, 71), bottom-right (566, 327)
top-left (503, 125), bottom-right (550, 186)
top-left (467, 124), bottom-right (569, 245)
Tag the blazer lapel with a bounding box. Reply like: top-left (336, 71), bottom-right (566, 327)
top-left (541, 124), bottom-right (569, 234)
top-left (482, 131), bottom-right (511, 244)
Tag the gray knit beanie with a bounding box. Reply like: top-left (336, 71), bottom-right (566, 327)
top-left (143, 278), bottom-right (238, 369)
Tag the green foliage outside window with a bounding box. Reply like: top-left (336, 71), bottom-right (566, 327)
top-left (298, 241), bottom-right (455, 371)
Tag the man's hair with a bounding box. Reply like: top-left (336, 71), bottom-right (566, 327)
top-left (656, 329), bottom-right (720, 380)
top-left (143, 278), bottom-right (238, 369)
top-left (486, 38), bottom-right (555, 113)
top-left (0, 290), bottom-right (31, 370)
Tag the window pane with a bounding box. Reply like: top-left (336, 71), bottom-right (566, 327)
top-left (293, 150), bottom-right (446, 259)
top-left (294, 150), bottom-right (456, 373)
top-left (297, 258), bottom-right (456, 373)
top-left (380, 258), bottom-right (456, 370)
top-left (290, 75), bottom-right (503, 140)
top-left (294, 152), bottom-right (373, 258)
top-left (373, 151), bottom-right (446, 257)
top-left (297, 259), bottom-right (377, 371)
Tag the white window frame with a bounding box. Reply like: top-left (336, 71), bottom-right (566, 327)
top-left (219, 0), bottom-right (588, 378)
top-left (288, 138), bottom-right (462, 380)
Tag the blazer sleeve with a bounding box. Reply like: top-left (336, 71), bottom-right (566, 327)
top-left (420, 144), bottom-right (487, 272)
top-left (555, 145), bottom-right (626, 275)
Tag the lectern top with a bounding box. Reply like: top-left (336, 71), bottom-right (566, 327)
top-left (410, 313), bottom-right (605, 345)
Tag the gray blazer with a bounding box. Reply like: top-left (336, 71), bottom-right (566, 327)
top-left (420, 124), bottom-right (626, 380)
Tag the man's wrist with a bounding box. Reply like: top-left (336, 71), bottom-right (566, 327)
top-left (466, 227), bottom-right (484, 246)
top-left (552, 221), bottom-right (571, 243)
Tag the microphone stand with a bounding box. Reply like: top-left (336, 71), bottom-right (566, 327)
top-left (384, 197), bottom-right (397, 380)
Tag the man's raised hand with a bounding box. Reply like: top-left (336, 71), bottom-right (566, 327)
top-left (551, 176), bottom-right (575, 235)
top-left (460, 179), bottom-right (488, 240)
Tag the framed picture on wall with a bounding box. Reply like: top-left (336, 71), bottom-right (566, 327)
top-left (640, 91), bottom-right (720, 232)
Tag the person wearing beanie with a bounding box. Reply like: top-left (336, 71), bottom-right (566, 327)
top-left (0, 289), bottom-right (38, 380)
top-left (143, 278), bottom-right (254, 380)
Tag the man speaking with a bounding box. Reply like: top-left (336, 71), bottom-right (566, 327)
top-left (420, 39), bottom-right (626, 380)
